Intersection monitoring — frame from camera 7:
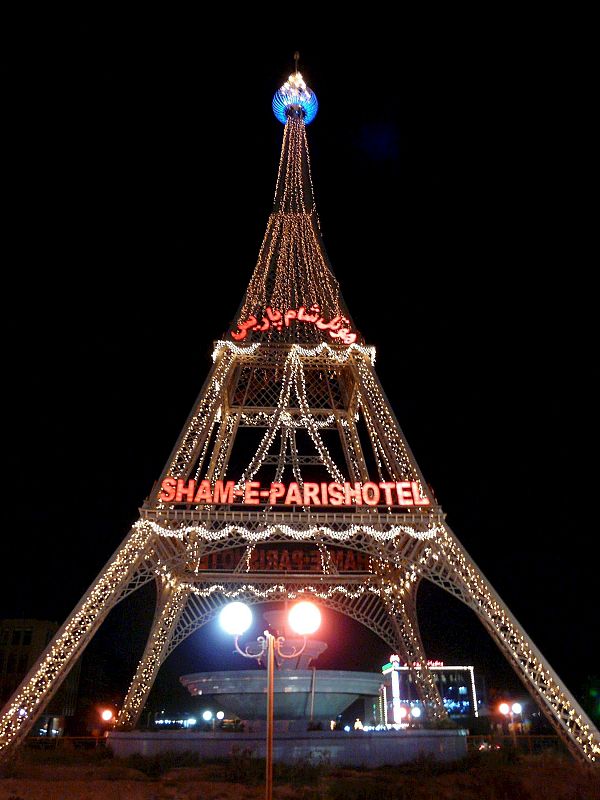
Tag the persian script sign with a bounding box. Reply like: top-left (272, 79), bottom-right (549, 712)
top-left (197, 545), bottom-right (371, 572)
top-left (231, 305), bottom-right (357, 344)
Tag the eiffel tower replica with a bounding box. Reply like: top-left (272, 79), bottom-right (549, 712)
top-left (1, 62), bottom-right (598, 766)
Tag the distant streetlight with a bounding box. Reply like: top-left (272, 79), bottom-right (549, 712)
top-left (499, 701), bottom-right (523, 745)
top-left (220, 600), bottom-right (321, 800)
top-left (100, 709), bottom-right (114, 723)
top-left (202, 708), bottom-right (217, 732)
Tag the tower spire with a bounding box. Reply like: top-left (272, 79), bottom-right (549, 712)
top-left (233, 69), bottom-right (359, 345)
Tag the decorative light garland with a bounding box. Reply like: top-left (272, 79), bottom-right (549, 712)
top-left (240, 352), bottom-right (295, 484)
top-left (241, 412), bottom-right (337, 428)
top-left (117, 580), bottom-right (190, 729)
top-left (293, 356), bottom-right (344, 482)
top-left (185, 582), bottom-right (397, 601)
top-left (194, 415), bottom-right (219, 480)
top-left (135, 519), bottom-right (443, 543)
top-left (355, 360), bottom-right (422, 484)
top-left (212, 340), bottom-right (376, 364)
top-left (429, 529), bottom-right (599, 760)
top-left (167, 351), bottom-right (236, 480)
top-left (236, 114), bottom-right (348, 340)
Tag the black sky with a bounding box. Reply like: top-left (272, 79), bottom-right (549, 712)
top-left (2, 18), bottom-right (597, 714)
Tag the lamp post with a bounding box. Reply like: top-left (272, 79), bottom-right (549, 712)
top-left (98, 707), bottom-right (116, 741)
top-left (202, 709), bottom-right (215, 732)
top-left (220, 600), bottom-right (321, 800)
top-left (499, 701), bottom-right (522, 747)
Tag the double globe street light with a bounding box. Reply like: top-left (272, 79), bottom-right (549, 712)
top-left (219, 600), bottom-right (321, 800)
top-left (499, 701), bottom-right (523, 746)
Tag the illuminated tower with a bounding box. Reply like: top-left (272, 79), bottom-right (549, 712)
top-left (1, 63), bottom-right (598, 766)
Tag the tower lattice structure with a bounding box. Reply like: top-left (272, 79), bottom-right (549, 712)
top-left (1, 67), bottom-right (598, 765)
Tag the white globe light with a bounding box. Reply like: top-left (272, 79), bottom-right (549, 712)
top-left (499, 702), bottom-right (510, 715)
top-left (410, 707), bottom-right (421, 718)
top-left (512, 702), bottom-right (522, 715)
top-left (288, 601), bottom-right (321, 635)
top-left (219, 602), bottom-right (252, 636)
top-left (398, 706), bottom-right (408, 719)
top-left (216, 711), bottom-right (225, 720)
top-left (100, 709), bottom-right (113, 722)
top-left (202, 710), bottom-right (213, 721)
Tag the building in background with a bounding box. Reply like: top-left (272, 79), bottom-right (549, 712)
top-left (381, 656), bottom-right (485, 722)
top-left (0, 619), bottom-right (80, 735)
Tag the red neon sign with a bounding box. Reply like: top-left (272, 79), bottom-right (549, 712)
top-left (196, 545), bottom-right (371, 572)
top-left (231, 305), bottom-right (357, 344)
top-left (158, 479), bottom-right (430, 507)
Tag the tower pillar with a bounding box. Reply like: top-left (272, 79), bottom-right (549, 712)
top-left (117, 580), bottom-right (191, 730)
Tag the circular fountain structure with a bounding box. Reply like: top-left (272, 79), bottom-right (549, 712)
top-left (180, 610), bottom-right (383, 727)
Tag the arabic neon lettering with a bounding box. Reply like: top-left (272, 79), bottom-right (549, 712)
top-left (231, 305), bottom-right (357, 345)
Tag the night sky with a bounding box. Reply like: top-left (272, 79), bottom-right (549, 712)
top-left (3, 20), bottom-right (597, 717)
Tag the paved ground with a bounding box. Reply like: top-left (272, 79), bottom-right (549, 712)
top-left (0, 753), bottom-right (599, 799)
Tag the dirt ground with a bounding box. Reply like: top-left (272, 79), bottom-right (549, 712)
top-left (0, 753), bottom-right (599, 800)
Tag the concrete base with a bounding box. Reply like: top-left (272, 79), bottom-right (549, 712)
top-left (108, 729), bottom-right (468, 766)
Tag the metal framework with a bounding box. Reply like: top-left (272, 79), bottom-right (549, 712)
top-left (1, 73), bottom-right (598, 767)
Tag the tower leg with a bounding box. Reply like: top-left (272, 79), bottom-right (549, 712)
top-left (116, 580), bottom-right (191, 730)
top-left (0, 524), bottom-right (153, 757)
top-left (381, 580), bottom-right (447, 720)
top-left (428, 527), bottom-right (600, 764)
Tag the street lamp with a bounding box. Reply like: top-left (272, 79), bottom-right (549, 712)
top-left (98, 708), bottom-right (116, 739)
top-left (219, 600), bottom-right (321, 800)
top-left (499, 701), bottom-right (522, 746)
top-left (202, 709), bottom-right (217, 732)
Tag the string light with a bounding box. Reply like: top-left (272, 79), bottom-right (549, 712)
top-left (0, 525), bottom-right (153, 750)
top-left (118, 580), bottom-right (190, 729)
top-left (429, 528), bottom-right (599, 759)
top-left (135, 519), bottom-right (443, 543)
top-left (212, 340), bottom-right (376, 364)
top-left (238, 115), bottom-right (347, 338)
top-left (241, 412), bottom-right (336, 428)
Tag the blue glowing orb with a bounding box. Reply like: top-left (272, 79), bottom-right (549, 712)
top-left (272, 71), bottom-right (318, 125)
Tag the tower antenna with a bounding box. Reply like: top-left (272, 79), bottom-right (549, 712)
top-left (294, 50), bottom-right (300, 74)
